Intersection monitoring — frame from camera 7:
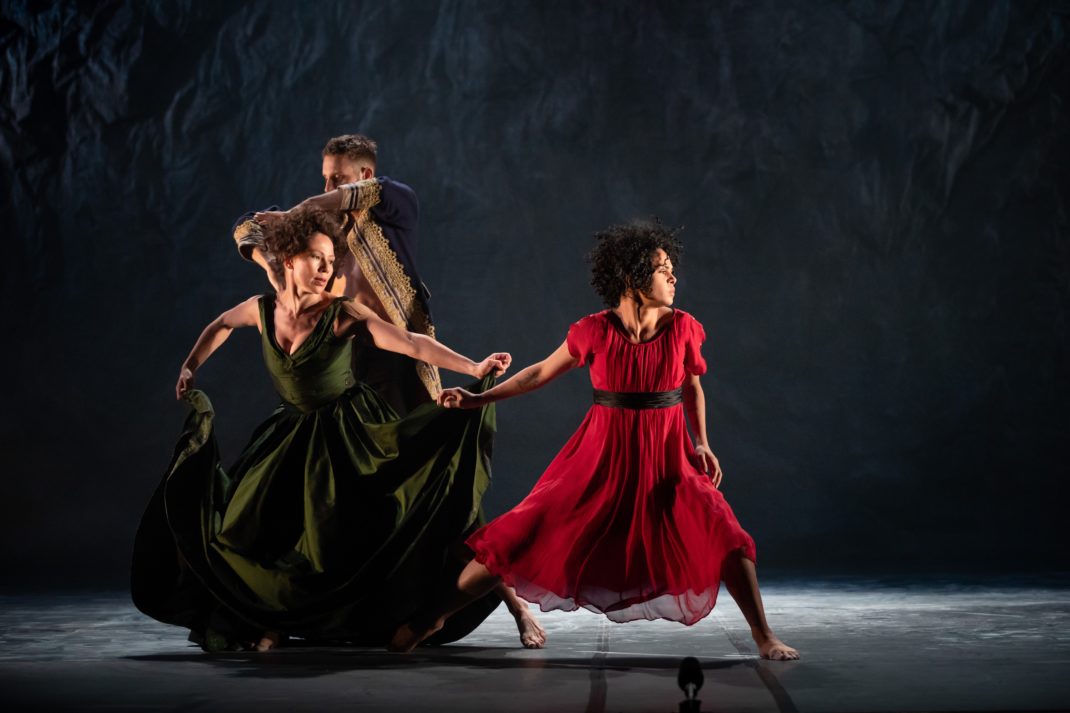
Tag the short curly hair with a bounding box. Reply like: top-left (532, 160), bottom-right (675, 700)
top-left (322, 134), bottom-right (378, 166)
top-left (263, 209), bottom-right (347, 263)
top-left (587, 220), bottom-right (682, 307)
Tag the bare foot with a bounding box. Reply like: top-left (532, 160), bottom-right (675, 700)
top-left (756, 634), bottom-right (799, 661)
top-left (255, 631), bottom-right (281, 652)
top-left (512, 606), bottom-right (547, 649)
top-left (388, 618), bottom-right (445, 654)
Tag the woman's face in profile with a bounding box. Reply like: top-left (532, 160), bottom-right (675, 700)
top-left (288, 232), bottom-right (336, 293)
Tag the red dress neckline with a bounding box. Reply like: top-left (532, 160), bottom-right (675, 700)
top-left (602, 308), bottom-right (677, 345)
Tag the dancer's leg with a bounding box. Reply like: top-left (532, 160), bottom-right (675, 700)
top-left (446, 540), bottom-right (545, 647)
top-left (720, 552), bottom-right (799, 660)
top-left (495, 582), bottom-right (547, 648)
top-left (389, 560), bottom-right (501, 652)
top-left (255, 631), bottom-right (281, 652)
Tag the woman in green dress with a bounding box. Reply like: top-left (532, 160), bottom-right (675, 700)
top-left (132, 209), bottom-right (510, 651)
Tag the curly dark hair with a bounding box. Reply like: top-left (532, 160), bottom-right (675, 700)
top-left (587, 220), bottom-right (683, 307)
top-left (263, 209), bottom-right (347, 263)
top-left (322, 134), bottom-right (378, 166)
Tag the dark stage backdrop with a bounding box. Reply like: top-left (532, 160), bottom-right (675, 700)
top-left (2, 1), bottom-right (1068, 588)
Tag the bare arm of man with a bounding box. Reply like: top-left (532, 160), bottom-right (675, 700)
top-left (255, 187), bottom-right (347, 227)
top-left (256, 177), bottom-right (414, 227)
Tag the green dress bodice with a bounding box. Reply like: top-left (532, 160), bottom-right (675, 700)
top-left (259, 295), bottom-right (355, 413)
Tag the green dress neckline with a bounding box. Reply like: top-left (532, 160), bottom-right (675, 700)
top-left (261, 294), bottom-right (345, 360)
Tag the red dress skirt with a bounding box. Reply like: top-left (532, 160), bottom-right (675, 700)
top-left (467, 309), bottom-right (756, 625)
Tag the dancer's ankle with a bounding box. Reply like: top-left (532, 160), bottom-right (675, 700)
top-left (751, 625), bottom-right (775, 645)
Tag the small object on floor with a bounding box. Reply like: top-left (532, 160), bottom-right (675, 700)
top-left (678, 656), bottom-right (704, 712)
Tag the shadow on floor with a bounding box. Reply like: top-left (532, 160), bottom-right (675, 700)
top-left (127, 646), bottom-right (754, 680)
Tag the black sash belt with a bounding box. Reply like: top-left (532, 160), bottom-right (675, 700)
top-left (592, 387), bottom-right (684, 410)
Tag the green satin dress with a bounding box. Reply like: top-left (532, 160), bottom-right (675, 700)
top-left (131, 295), bottom-right (500, 649)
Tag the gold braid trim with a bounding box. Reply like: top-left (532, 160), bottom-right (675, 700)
top-left (339, 178), bottom-right (383, 212)
top-left (232, 218), bottom-right (283, 285)
top-left (232, 219), bottom-right (264, 261)
top-left (348, 212), bottom-right (442, 399)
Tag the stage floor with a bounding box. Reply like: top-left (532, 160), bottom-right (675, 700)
top-left (2, 579), bottom-right (1068, 712)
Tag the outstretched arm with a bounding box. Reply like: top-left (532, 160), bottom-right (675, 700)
top-left (684, 373), bottom-right (723, 487)
top-left (175, 297), bottom-right (260, 399)
top-left (256, 177), bottom-right (412, 223)
top-left (439, 340), bottom-right (579, 409)
top-left (254, 181), bottom-right (358, 224)
top-left (338, 300), bottom-right (509, 377)
top-left (253, 190), bottom-right (346, 231)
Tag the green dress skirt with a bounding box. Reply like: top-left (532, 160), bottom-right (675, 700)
top-left (131, 295), bottom-right (500, 649)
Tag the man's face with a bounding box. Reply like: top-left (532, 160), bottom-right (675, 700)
top-left (322, 154), bottom-right (374, 192)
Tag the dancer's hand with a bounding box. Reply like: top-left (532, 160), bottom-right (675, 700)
top-left (175, 367), bottom-right (195, 400)
top-left (254, 210), bottom-right (287, 229)
top-left (473, 352), bottom-right (511, 377)
top-left (694, 444), bottom-right (723, 488)
top-left (438, 387), bottom-right (484, 409)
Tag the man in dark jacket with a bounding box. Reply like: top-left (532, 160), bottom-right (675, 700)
top-left (234, 134), bottom-right (436, 414)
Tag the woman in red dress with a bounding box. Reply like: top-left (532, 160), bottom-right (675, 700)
top-left (393, 221), bottom-right (798, 660)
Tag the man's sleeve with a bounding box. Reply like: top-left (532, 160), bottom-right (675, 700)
top-left (230, 205), bottom-right (279, 261)
top-left (339, 177), bottom-right (418, 230)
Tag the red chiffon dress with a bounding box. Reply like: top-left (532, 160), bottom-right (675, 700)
top-left (467, 309), bottom-right (756, 625)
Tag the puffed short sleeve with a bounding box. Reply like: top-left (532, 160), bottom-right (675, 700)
top-left (683, 314), bottom-right (708, 376)
top-left (566, 315), bottom-right (599, 367)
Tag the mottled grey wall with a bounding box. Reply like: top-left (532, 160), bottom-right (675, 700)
top-left (2, 1), bottom-right (1068, 587)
